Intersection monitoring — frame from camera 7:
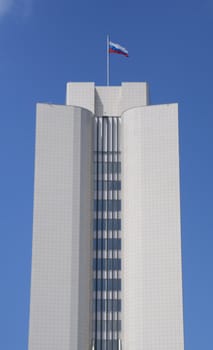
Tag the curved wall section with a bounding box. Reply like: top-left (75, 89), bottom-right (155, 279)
top-left (29, 104), bottom-right (93, 350)
top-left (121, 104), bottom-right (184, 350)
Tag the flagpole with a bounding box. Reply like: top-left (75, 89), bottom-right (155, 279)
top-left (107, 34), bottom-right (110, 86)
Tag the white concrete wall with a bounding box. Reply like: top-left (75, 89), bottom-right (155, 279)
top-left (121, 104), bottom-right (184, 350)
top-left (66, 82), bottom-right (95, 113)
top-left (95, 86), bottom-right (121, 116)
top-left (29, 104), bottom-right (93, 350)
top-left (121, 82), bottom-right (149, 111)
top-left (66, 82), bottom-right (149, 116)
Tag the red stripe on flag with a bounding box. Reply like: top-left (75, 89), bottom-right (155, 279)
top-left (109, 48), bottom-right (128, 57)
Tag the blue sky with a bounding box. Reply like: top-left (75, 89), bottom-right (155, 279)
top-left (0, 0), bottom-right (213, 349)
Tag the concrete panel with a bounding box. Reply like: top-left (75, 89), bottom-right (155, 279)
top-left (95, 86), bottom-right (121, 116)
top-left (121, 82), bottom-right (149, 110)
top-left (66, 82), bottom-right (95, 113)
top-left (95, 83), bottom-right (149, 116)
top-left (121, 104), bottom-right (184, 350)
top-left (66, 82), bottom-right (149, 117)
top-left (29, 104), bottom-right (93, 350)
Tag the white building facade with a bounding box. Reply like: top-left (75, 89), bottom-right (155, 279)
top-left (29, 82), bottom-right (184, 350)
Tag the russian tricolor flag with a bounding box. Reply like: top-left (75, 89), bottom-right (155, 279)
top-left (109, 41), bottom-right (129, 57)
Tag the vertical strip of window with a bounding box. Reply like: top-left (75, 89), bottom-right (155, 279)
top-left (92, 117), bottom-right (121, 350)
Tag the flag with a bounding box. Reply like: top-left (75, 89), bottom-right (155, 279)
top-left (109, 41), bottom-right (129, 57)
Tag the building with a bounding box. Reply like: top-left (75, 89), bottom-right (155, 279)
top-left (28, 82), bottom-right (184, 350)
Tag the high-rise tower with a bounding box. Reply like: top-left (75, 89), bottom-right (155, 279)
top-left (29, 82), bottom-right (184, 350)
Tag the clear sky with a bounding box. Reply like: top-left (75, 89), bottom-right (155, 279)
top-left (0, 0), bottom-right (212, 349)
